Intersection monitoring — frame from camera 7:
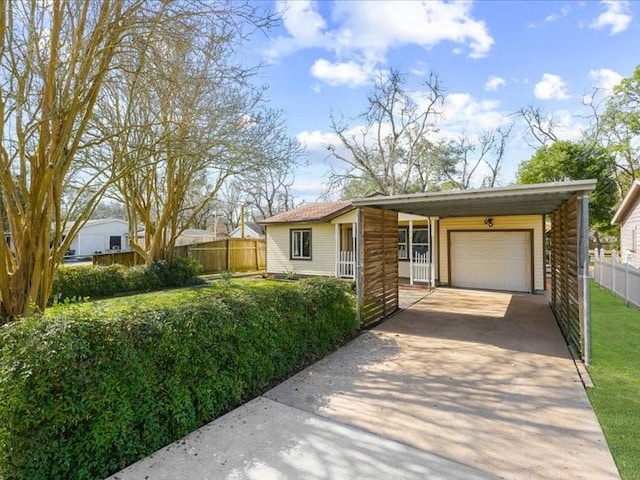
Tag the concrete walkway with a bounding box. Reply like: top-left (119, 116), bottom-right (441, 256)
top-left (110, 288), bottom-right (619, 480)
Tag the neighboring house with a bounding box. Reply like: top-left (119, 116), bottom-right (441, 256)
top-left (64, 218), bottom-right (130, 256)
top-left (228, 222), bottom-right (265, 239)
top-left (136, 228), bottom-right (217, 247)
top-left (260, 199), bottom-right (545, 292)
top-left (612, 179), bottom-right (640, 266)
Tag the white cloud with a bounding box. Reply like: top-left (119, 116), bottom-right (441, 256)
top-left (527, 5), bottom-right (570, 29)
top-left (485, 75), bottom-right (506, 91)
top-left (310, 59), bottom-right (372, 87)
top-left (441, 93), bottom-right (507, 135)
top-left (544, 5), bottom-right (570, 23)
top-left (590, 0), bottom-right (632, 35)
top-left (534, 73), bottom-right (570, 100)
top-left (289, 179), bottom-right (325, 196)
top-left (332, 1), bottom-right (493, 58)
top-left (266, 1), bottom-right (328, 60)
top-left (589, 68), bottom-right (623, 93)
top-left (296, 129), bottom-right (340, 151)
top-left (548, 110), bottom-right (585, 141)
top-left (268, 1), bottom-right (494, 85)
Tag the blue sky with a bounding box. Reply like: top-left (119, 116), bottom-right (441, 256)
top-left (246, 0), bottom-right (640, 201)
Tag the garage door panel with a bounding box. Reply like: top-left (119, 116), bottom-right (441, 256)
top-left (450, 231), bottom-right (531, 292)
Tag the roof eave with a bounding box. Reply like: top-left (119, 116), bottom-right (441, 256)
top-left (259, 205), bottom-right (355, 225)
top-left (611, 180), bottom-right (640, 225)
top-left (352, 180), bottom-right (598, 207)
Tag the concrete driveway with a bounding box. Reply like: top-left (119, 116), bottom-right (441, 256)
top-left (110, 288), bottom-right (619, 480)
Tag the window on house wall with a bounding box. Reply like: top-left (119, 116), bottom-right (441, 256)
top-left (109, 236), bottom-right (122, 250)
top-left (398, 227), bottom-right (430, 259)
top-left (398, 229), bottom-right (408, 259)
top-left (632, 226), bottom-right (638, 252)
top-left (291, 229), bottom-right (311, 260)
top-left (412, 227), bottom-right (430, 258)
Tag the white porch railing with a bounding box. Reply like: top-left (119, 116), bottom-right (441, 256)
top-left (594, 249), bottom-right (640, 308)
top-left (337, 250), bottom-right (355, 279)
top-left (411, 252), bottom-right (431, 284)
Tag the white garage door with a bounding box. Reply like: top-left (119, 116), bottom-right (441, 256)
top-left (450, 231), bottom-right (531, 292)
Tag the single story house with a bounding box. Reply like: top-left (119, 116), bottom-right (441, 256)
top-left (64, 218), bottom-right (130, 256)
top-left (260, 180), bottom-right (596, 364)
top-left (228, 222), bottom-right (265, 239)
top-left (611, 179), bottom-right (640, 266)
top-left (260, 201), bottom-right (544, 292)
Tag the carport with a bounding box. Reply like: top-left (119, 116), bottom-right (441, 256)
top-left (351, 179), bottom-right (597, 364)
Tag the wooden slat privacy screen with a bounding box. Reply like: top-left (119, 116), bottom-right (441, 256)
top-left (550, 194), bottom-right (581, 355)
top-left (358, 207), bottom-right (399, 325)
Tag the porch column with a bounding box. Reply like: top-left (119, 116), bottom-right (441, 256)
top-left (409, 220), bottom-right (414, 286)
top-left (352, 222), bottom-right (357, 279)
top-left (334, 223), bottom-right (340, 277)
top-left (428, 217), bottom-right (433, 288)
top-left (432, 217), bottom-right (439, 287)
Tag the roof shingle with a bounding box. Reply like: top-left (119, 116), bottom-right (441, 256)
top-left (259, 201), bottom-right (353, 224)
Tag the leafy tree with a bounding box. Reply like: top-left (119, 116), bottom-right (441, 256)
top-left (598, 65), bottom-right (640, 197)
top-left (517, 141), bottom-right (618, 237)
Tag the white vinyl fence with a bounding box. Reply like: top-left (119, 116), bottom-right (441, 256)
top-left (594, 249), bottom-right (640, 308)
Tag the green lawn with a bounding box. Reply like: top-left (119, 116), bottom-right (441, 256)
top-left (588, 282), bottom-right (640, 480)
top-left (46, 277), bottom-right (270, 317)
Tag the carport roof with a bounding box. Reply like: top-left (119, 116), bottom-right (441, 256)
top-left (351, 180), bottom-right (597, 218)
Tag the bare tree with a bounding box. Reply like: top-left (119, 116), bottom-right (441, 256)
top-left (92, 4), bottom-right (290, 264)
top-left (517, 104), bottom-right (558, 148)
top-left (231, 108), bottom-right (304, 220)
top-left (481, 124), bottom-right (513, 188)
top-left (0, 0), bottom-right (158, 320)
top-left (327, 69), bottom-right (445, 196)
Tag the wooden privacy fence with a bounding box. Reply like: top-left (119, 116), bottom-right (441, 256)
top-left (93, 239), bottom-right (265, 274)
top-left (184, 239), bottom-right (265, 274)
top-left (594, 249), bottom-right (640, 309)
top-left (93, 251), bottom-right (145, 267)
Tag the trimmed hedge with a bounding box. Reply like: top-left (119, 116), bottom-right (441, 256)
top-left (0, 278), bottom-right (357, 480)
top-left (49, 257), bottom-right (203, 304)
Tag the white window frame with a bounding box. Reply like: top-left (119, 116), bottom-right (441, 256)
top-left (411, 227), bottom-right (430, 258)
top-left (398, 229), bottom-right (408, 260)
top-left (291, 229), bottom-right (311, 260)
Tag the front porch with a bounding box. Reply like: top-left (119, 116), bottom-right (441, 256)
top-left (335, 215), bottom-right (436, 287)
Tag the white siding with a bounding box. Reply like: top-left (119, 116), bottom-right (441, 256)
top-left (266, 223), bottom-right (337, 276)
top-left (438, 215), bottom-right (545, 291)
top-left (398, 213), bottom-right (429, 222)
top-left (331, 209), bottom-right (357, 224)
top-left (620, 195), bottom-right (640, 266)
top-left (72, 220), bottom-right (129, 255)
